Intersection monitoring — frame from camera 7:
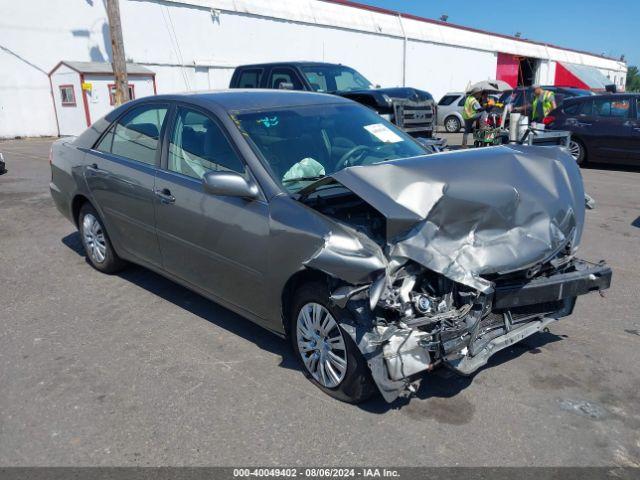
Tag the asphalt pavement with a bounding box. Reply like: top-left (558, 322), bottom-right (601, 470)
top-left (0, 137), bottom-right (639, 466)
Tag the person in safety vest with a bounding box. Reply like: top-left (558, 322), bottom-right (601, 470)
top-left (530, 84), bottom-right (556, 122)
top-left (461, 87), bottom-right (486, 147)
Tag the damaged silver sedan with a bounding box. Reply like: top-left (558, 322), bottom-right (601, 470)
top-left (50, 91), bottom-right (611, 403)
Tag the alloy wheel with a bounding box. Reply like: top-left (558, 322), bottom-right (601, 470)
top-left (445, 117), bottom-right (460, 133)
top-left (82, 213), bottom-right (107, 264)
top-left (296, 303), bottom-right (348, 388)
top-left (569, 140), bottom-right (582, 163)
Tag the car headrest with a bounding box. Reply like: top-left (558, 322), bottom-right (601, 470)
top-left (128, 122), bottom-right (159, 139)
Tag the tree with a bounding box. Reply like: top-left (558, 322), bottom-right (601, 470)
top-left (626, 66), bottom-right (640, 92)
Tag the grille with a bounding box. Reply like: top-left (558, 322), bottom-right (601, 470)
top-left (393, 100), bottom-right (434, 133)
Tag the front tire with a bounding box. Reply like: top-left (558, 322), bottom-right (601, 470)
top-left (290, 282), bottom-right (375, 403)
top-left (78, 203), bottom-right (126, 273)
top-left (444, 115), bottom-right (462, 133)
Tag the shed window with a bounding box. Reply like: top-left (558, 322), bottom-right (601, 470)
top-left (108, 84), bottom-right (135, 105)
top-left (59, 85), bottom-right (76, 106)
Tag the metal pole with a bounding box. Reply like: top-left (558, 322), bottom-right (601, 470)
top-left (398, 14), bottom-right (407, 87)
top-left (106, 0), bottom-right (129, 106)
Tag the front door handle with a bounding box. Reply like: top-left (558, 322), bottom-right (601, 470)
top-left (154, 187), bottom-right (176, 204)
top-left (86, 162), bottom-right (107, 174)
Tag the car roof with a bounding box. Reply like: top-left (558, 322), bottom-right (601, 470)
top-left (236, 61), bottom-right (346, 69)
top-left (127, 89), bottom-right (352, 112)
top-left (564, 92), bottom-right (638, 102)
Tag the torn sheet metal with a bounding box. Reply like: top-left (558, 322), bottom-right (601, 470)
top-left (310, 145), bottom-right (585, 293)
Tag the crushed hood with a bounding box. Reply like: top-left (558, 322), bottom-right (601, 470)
top-left (304, 145), bottom-right (585, 292)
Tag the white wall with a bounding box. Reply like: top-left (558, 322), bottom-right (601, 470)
top-left (83, 75), bottom-right (156, 128)
top-left (0, 0), bottom-right (629, 138)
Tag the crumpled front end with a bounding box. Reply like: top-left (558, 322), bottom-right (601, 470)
top-left (298, 145), bottom-right (611, 402)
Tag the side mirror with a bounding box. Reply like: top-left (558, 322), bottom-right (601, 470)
top-left (202, 171), bottom-right (259, 199)
top-left (278, 82), bottom-right (294, 90)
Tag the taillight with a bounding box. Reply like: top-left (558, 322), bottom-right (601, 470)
top-left (543, 115), bottom-right (555, 126)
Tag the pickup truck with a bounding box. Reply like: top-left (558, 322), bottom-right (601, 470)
top-left (229, 62), bottom-right (436, 138)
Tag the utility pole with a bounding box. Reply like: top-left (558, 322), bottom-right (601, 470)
top-left (105, 0), bottom-right (129, 106)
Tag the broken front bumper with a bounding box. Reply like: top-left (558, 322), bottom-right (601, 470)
top-left (445, 260), bottom-right (612, 375)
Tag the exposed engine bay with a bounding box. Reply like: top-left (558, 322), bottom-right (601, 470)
top-left (298, 145), bottom-right (612, 402)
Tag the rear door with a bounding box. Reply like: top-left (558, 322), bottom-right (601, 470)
top-left (87, 102), bottom-right (169, 266)
top-left (154, 104), bottom-right (270, 317)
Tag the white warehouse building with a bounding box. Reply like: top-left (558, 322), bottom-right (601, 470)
top-left (0, 0), bottom-right (628, 138)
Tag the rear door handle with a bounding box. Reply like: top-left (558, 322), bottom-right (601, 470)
top-left (154, 187), bottom-right (176, 204)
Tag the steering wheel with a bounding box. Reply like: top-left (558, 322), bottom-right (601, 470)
top-left (335, 145), bottom-right (373, 171)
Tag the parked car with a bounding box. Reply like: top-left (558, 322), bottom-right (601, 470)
top-left (0, 152), bottom-right (6, 175)
top-left (436, 92), bottom-right (465, 133)
top-left (229, 62), bottom-right (436, 138)
top-left (546, 93), bottom-right (640, 165)
top-left (50, 91), bottom-right (611, 404)
top-left (437, 92), bottom-right (501, 133)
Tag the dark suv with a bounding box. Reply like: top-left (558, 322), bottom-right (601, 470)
top-left (230, 62), bottom-right (436, 138)
top-left (546, 94), bottom-right (640, 166)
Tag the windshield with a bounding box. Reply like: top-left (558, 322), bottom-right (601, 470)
top-left (233, 103), bottom-right (426, 192)
top-left (301, 66), bottom-right (373, 93)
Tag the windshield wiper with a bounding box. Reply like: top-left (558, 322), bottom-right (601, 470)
top-left (282, 175), bottom-right (326, 184)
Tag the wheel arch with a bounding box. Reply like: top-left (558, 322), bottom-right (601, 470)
top-left (280, 268), bottom-right (333, 337)
top-left (71, 194), bottom-right (93, 227)
top-left (570, 134), bottom-right (588, 163)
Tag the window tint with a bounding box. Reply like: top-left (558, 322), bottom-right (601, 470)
top-left (594, 98), bottom-right (630, 118)
top-left (96, 104), bottom-right (167, 165)
top-left (237, 69), bottom-right (262, 88)
top-left (269, 68), bottom-right (302, 90)
top-left (563, 102), bottom-right (580, 115)
top-left (637, 98), bottom-right (640, 120)
top-left (438, 95), bottom-right (458, 106)
top-left (457, 96), bottom-right (466, 107)
top-left (168, 108), bottom-right (244, 179)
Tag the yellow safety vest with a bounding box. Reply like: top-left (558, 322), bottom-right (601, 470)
top-left (462, 95), bottom-right (480, 120)
top-left (531, 90), bottom-right (555, 120)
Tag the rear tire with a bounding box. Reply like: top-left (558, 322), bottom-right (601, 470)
top-left (444, 115), bottom-right (462, 133)
top-left (569, 138), bottom-right (586, 165)
top-left (78, 203), bottom-right (126, 274)
top-left (290, 282), bottom-right (376, 404)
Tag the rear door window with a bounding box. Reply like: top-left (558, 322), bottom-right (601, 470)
top-left (268, 68), bottom-right (303, 90)
top-left (167, 107), bottom-right (245, 179)
top-left (96, 104), bottom-right (168, 165)
top-left (563, 102), bottom-right (581, 115)
top-left (236, 69), bottom-right (263, 88)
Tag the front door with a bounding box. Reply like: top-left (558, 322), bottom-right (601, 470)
top-left (86, 103), bottom-right (168, 266)
top-left (154, 105), bottom-right (270, 318)
top-left (591, 96), bottom-right (633, 163)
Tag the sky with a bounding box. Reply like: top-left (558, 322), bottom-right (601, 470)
top-left (355, 0), bottom-right (639, 68)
